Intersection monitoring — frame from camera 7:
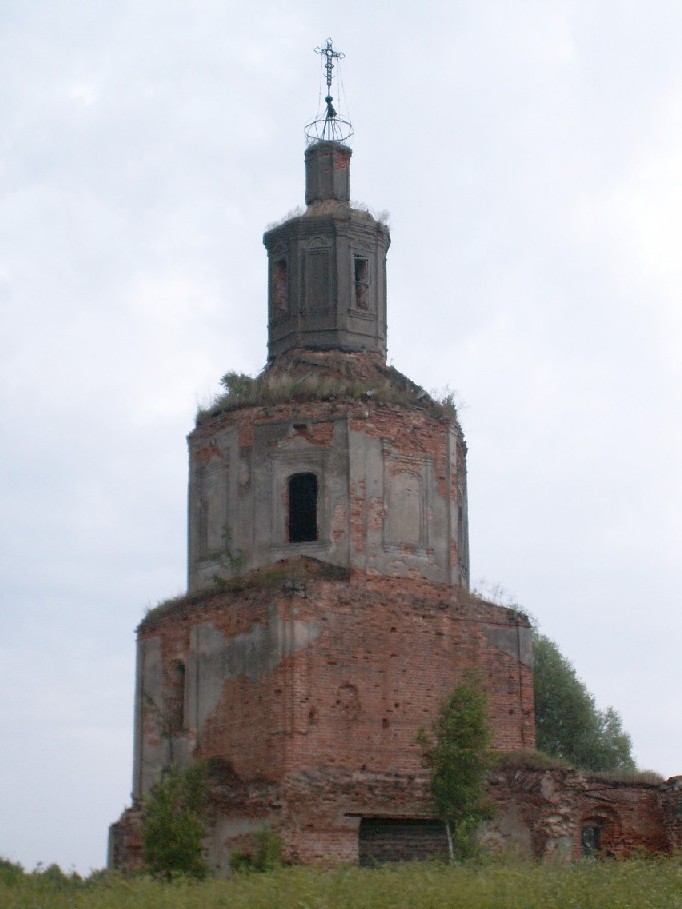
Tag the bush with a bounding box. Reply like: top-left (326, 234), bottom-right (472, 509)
top-left (142, 763), bottom-right (208, 879)
top-left (230, 828), bottom-right (282, 874)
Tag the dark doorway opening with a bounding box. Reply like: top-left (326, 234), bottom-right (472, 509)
top-left (358, 818), bottom-right (449, 865)
top-left (288, 473), bottom-right (318, 542)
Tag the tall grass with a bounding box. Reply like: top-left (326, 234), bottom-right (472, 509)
top-left (2, 858), bottom-right (681, 909)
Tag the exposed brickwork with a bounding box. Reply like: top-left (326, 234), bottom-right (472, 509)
top-left (108, 135), bottom-right (677, 873)
top-left (485, 765), bottom-right (673, 861)
top-left (138, 565), bottom-right (534, 775)
top-left (111, 557), bottom-right (678, 873)
top-left (659, 776), bottom-right (682, 851)
top-left (110, 760), bottom-right (680, 871)
top-left (107, 806), bottom-right (144, 873)
top-left (113, 561), bottom-right (533, 870)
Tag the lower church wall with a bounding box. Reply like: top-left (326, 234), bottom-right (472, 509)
top-left (110, 559), bottom-right (677, 874)
top-left (110, 766), bottom-right (679, 874)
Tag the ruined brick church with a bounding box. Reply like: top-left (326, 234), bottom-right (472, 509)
top-left (109, 45), bottom-right (680, 871)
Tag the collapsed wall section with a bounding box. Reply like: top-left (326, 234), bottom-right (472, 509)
top-left (485, 764), bottom-right (673, 861)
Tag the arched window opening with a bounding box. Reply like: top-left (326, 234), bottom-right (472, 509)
top-left (288, 473), bottom-right (318, 543)
top-left (581, 809), bottom-right (620, 859)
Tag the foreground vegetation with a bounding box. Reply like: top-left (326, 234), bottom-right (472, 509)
top-left (418, 675), bottom-right (493, 860)
top-left (2, 858), bottom-right (681, 909)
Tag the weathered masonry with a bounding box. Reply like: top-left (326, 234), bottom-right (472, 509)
top-left (109, 132), bottom-right (534, 871)
top-left (109, 45), bottom-right (680, 872)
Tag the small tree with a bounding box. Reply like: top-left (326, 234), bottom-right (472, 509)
top-left (142, 763), bottom-right (208, 879)
top-left (418, 676), bottom-right (492, 861)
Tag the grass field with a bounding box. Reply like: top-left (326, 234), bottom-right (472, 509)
top-left (2, 858), bottom-right (682, 909)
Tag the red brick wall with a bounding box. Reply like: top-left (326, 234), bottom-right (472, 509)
top-left (660, 777), bottom-right (682, 850)
top-left (485, 764), bottom-right (673, 860)
top-left (128, 562), bottom-right (536, 872)
top-left (138, 567), bottom-right (534, 791)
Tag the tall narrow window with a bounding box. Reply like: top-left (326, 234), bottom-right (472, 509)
top-left (168, 660), bottom-right (186, 732)
top-left (273, 258), bottom-right (288, 314)
top-left (288, 473), bottom-right (318, 542)
top-left (305, 249), bottom-right (330, 312)
top-left (354, 256), bottom-right (369, 310)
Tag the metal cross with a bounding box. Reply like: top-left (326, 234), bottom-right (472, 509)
top-left (314, 38), bottom-right (344, 120)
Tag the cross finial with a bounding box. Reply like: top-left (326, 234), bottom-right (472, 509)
top-left (315, 38), bottom-right (344, 120)
top-left (305, 38), bottom-right (353, 145)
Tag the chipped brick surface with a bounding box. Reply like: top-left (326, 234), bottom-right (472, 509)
top-left (109, 137), bottom-right (677, 871)
top-left (113, 563), bottom-right (534, 870)
top-left (137, 567), bottom-right (534, 775)
top-left (485, 765), bottom-right (673, 861)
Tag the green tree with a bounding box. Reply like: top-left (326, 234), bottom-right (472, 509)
top-left (0, 857), bottom-right (25, 885)
top-left (418, 676), bottom-right (492, 860)
top-left (141, 762), bottom-right (208, 879)
top-left (533, 631), bottom-right (635, 772)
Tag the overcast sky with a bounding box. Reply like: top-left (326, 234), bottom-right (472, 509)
top-left (1, 0), bottom-right (681, 874)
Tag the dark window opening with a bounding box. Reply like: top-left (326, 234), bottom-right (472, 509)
top-left (582, 823), bottom-right (602, 858)
top-left (288, 473), bottom-right (318, 542)
top-left (273, 258), bottom-right (288, 313)
top-left (354, 256), bottom-right (369, 310)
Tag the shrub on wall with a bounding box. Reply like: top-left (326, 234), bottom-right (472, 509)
top-left (229, 828), bottom-right (283, 874)
top-left (141, 763), bottom-right (208, 879)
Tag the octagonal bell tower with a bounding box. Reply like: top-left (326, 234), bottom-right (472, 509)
top-left (264, 140), bottom-right (390, 358)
